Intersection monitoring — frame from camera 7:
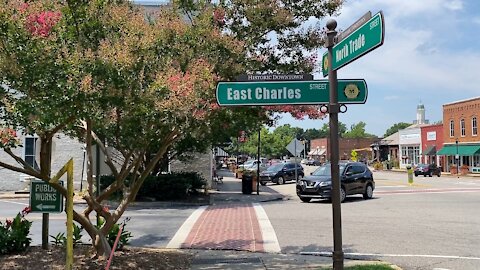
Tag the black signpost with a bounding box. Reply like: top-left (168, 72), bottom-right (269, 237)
top-left (324, 11), bottom-right (385, 270)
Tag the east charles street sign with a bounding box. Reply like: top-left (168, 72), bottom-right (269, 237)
top-left (216, 79), bottom-right (367, 106)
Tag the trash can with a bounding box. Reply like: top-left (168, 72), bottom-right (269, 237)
top-left (406, 165), bottom-right (413, 185)
top-left (242, 174), bottom-right (253, 194)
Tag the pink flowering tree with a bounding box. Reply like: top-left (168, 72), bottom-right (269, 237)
top-left (0, 0), bottom-right (343, 257)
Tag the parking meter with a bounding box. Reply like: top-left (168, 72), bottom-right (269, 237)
top-left (406, 165), bottom-right (413, 185)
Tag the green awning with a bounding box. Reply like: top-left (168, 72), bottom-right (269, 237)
top-left (422, 145), bottom-right (436, 155)
top-left (437, 144), bottom-right (480, 155)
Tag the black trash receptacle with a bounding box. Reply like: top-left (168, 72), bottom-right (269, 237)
top-left (242, 174), bottom-right (253, 194)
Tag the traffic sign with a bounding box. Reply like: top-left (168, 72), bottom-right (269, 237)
top-left (30, 180), bottom-right (64, 213)
top-left (322, 11), bottom-right (384, 77)
top-left (286, 138), bottom-right (303, 156)
top-left (216, 79), bottom-right (367, 106)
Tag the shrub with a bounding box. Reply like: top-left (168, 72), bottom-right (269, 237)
top-left (373, 161), bottom-right (383, 171)
top-left (0, 207), bottom-right (32, 254)
top-left (100, 171), bottom-right (206, 201)
top-left (50, 222), bottom-right (84, 247)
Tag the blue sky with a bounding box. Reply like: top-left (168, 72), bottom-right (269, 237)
top-left (276, 0), bottom-right (480, 137)
top-left (132, 0), bottom-right (480, 137)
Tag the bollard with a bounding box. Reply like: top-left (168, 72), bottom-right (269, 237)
top-left (406, 165), bottom-right (414, 185)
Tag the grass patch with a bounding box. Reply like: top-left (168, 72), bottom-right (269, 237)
top-left (320, 264), bottom-right (396, 270)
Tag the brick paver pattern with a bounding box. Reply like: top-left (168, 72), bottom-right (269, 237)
top-left (181, 203), bottom-right (264, 252)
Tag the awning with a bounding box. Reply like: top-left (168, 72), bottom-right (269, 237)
top-left (437, 144), bottom-right (480, 156)
top-left (308, 149), bottom-right (326, 156)
top-left (215, 147), bottom-right (229, 157)
top-left (422, 145), bottom-right (436, 156)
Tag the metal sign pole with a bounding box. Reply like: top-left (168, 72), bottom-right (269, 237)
top-left (326, 19), bottom-right (344, 269)
top-left (257, 128), bottom-right (261, 195)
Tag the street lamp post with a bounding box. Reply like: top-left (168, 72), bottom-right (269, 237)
top-left (455, 139), bottom-right (459, 178)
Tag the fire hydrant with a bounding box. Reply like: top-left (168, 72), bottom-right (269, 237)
top-left (406, 165), bottom-right (414, 185)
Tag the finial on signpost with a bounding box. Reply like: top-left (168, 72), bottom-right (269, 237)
top-left (326, 19), bottom-right (337, 31)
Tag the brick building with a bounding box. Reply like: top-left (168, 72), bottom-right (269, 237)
top-left (420, 124), bottom-right (444, 166)
top-left (437, 97), bottom-right (480, 173)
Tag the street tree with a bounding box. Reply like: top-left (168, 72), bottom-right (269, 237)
top-left (343, 121), bottom-right (377, 139)
top-left (383, 122), bottom-right (411, 137)
top-left (0, 0), bottom-right (343, 258)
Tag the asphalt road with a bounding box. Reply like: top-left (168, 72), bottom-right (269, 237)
top-left (1, 168), bottom-right (480, 269)
top-left (263, 168), bottom-right (480, 270)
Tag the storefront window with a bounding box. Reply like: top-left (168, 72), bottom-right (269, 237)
top-left (473, 117), bottom-right (478, 136)
top-left (449, 120), bottom-right (455, 137)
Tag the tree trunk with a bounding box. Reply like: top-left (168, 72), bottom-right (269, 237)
top-left (94, 231), bottom-right (112, 258)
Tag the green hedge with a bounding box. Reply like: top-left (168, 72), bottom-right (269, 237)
top-left (100, 172), bottom-right (206, 201)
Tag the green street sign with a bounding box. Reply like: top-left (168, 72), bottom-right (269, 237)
top-left (30, 180), bottom-right (64, 213)
top-left (216, 79), bottom-right (367, 106)
top-left (322, 11), bottom-right (385, 77)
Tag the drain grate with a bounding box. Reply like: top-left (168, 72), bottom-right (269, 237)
top-left (192, 257), bottom-right (262, 265)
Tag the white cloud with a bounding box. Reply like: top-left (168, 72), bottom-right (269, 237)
top-left (444, 0), bottom-right (464, 10)
top-left (384, 96), bottom-right (400, 101)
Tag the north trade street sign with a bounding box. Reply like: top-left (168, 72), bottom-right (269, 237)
top-left (216, 79), bottom-right (367, 106)
top-left (30, 180), bottom-right (64, 213)
top-left (322, 11), bottom-right (385, 77)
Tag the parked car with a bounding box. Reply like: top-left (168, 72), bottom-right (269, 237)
top-left (414, 164), bottom-right (441, 177)
top-left (306, 159), bottom-right (321, 166)
top-left (296, 162), bottom-right (375, 203)
top-left (259, 163), bottom-right (304, 185)
top-left (236, 159), bottom-right (268, 178)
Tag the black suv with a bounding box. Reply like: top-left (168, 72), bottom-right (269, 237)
top-left (296, 162), bottom-right (374, 203)
top-left (414, 164), bottom-right (441, 177)
top-left (259, 162), bottom-right (304, 185)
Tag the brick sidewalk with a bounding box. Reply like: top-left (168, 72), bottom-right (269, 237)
top-left (181, 203), bottom-right (264, 252)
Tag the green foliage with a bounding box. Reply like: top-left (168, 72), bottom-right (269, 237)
top-left (343, 122), bottom-right (377, 139)
top-left (0, 207), bottom-right (32, 254)
top-left (50, 232), bottom-right (66, 246)
top-left (383, 122), bottom-right (411, 137)
top-left (100, 171), bottom-right (206, 201)
top-left (96, 218), bottom-right (132, 250)
top-left (50, 222), bottom-right (84, 247)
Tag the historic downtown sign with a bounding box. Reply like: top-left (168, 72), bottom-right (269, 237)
top-left (322, 11), bottom-right (385, 77)
top-left (216, 79), bottom-right (367, 106)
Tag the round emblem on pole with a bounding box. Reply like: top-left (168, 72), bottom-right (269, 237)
top-left (323, 57), bottom-right (329, 70)
top-left (344, 84), bottom-right (360, 99)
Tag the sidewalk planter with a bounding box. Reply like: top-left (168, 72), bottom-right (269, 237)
top-left (460, 165), bottom-right (470, 175)
top-left (449, 165), bottom-right (458, 175)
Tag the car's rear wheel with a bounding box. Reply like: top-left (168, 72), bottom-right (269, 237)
top-left (277, 176), bottom-right (284, 185)
top-left (260, 182), bottom-right (267, 186)
top-left (340, 187), bottom-right (346, 203)
top-left (363, 184), bottom-right (373, 199)
top-left (300, 197), bottom-right (311, 203)
top-left (423, 174), bottom-right (427, 177)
